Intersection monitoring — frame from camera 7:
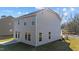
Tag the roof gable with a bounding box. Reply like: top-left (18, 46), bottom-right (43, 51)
top-left (43, 8), bottom-right (61, 21)
top-left (16, 8), bottom-right (61, 21)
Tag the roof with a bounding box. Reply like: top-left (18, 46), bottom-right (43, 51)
top-left (0, 16), bottom-right (15, 21)
top-left (16, 9), bottom-right (44, 19)
top-left (16, 8), bottom-right (61, 21)
top-left (0, 16), bottom-right (14, 22)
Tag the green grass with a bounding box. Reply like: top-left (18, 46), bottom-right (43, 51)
top-left (1, 36), bottom-right (79, 51)
top-left (0, 40), bottom-right (72, 51)
top-left (0, 38), bottom-right (15, 42)
top-left (1, 37), bottom-right (79, 51)
top-left (0, 36), bottom-right (73, 51)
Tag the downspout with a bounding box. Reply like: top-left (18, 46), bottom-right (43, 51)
top-left (35, 15), bottom-right (38, 46)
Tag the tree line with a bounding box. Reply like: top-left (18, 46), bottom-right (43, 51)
top-left (62, 14), bottom-right (79, 35)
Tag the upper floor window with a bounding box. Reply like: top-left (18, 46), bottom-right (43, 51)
top-left (49, 32), bottom-right (51, 39)
top-left (9, 23), bottom-right (11, 25)
top-left (9, 29), bottom-right (12, 32)
top-left (18, 20), bottom-right (20, 24)
top-left (24, 22), bottom-right (27, 25)
top-left (32, 21), bottom-right (35, 25)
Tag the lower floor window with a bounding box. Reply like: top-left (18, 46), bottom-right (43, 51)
top-left (49, 32), bottom-right (51, 39)
top-left (39, 33), bottom-right (42, 41)
top-left (15, 32), bottom-right (17, 38)
top-left (18, 32), bottom-right (20, 38)
top-left (25, 32), bottom-right (27, 40)
top-left (28, 33), bottom-right (31, 41)
top-left (15, 32), bottom-right (20, 38)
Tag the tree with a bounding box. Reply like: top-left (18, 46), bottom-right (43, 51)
top-left (62, 14), bottom-right (79, 34)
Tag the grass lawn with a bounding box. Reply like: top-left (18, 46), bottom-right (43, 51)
top-left (0, 38), bottom-right (15, 42)
top-left (0, 39), bottom-right (72, 51)
top-left (65, 37), bottom-right (79, 51)
top-left (0, 37), bottom-right (78, 51)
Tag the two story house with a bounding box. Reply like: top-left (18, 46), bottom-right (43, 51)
top-left (14, 8), bottom-right (61, 46)
top-left (0, 16), bottom-right (14, 36)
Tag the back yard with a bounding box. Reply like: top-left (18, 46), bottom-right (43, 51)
top-left (0, 37), bottom-right (72, 51)
top-left (0, 35), bottom-right (79, 51)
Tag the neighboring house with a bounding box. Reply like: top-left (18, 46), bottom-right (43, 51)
top-left (14, 8), bottom-right (61, 46)
top-left (0, 16), bottom-right (14, 36)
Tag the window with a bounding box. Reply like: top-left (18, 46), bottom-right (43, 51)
top-left (15, 32), bottom-right (17, 38)
top-left (15, 32), bottom-right (20, 38)
top-left (28, 33), bottom-right (31, 41)
top-left (9, 23), bottom-right (11, 25)
top-left (24, 22), bottom-right (27, 25)
top-left (32, 21), bottom-right (35, 25)
top-left (39, 33), bottom-right (42, 41)
top-left (18, 32), bottom-right (20, 38)
top-left (18, 20), bottom-right (20, 24)
top-left (49, 32), bottom-right (51, 39)
top-left (25, 32), bottom-right (27, 40)
top-left (9, 29), bottom-right (12, 32)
